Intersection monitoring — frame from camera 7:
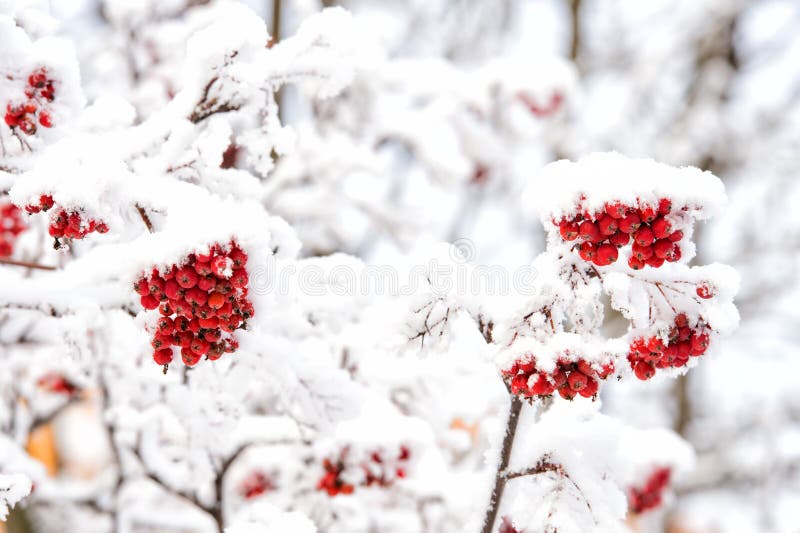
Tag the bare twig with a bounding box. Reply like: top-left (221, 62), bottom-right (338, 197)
top-left (0, 258), bottom-right (56, 271)
top-left (135, 204), bottom-right (153, 233)
top-left (480, 391), bottom-right (523, 533)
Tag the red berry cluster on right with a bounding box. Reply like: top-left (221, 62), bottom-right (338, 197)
top-left (3, 68), bottom-right (56, 135)
top-left (628, 314), bottom-right (711, 381)
top-left (0, 202), bottom-right (26, 258)
top-left (502, 356), bottom-right (614, 401)
top-left (238, 471), bottom-right (275, 499)
top-left (317, 446), bottom-right (411, 497)
top-left (555, 198), bottom-right (685, 268)
top-left (24, 195), bottom-right (108, 240)
top-left (628, 467), bottom-right (671, 514)
top-left (136, 241), bottom-right (252, 369)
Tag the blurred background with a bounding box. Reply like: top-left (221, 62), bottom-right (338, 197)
top-left (5, 0), bottom-right (800, 532)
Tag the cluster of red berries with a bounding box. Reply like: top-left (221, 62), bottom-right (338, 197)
top-left (555, 198), bottom-right (685, 268)
top-left (0, 202), bottom-right (26, 258)
top-left (36, 372), bottom-right (79, 395)
top-left (628, 314), bottom-right (711, 381)
top-left (135, 241), bottom-right (252, 369)
top-left (3, 68), bottom-right (56, 135)
top-left (502, 356), bottom-right (614, 401)
top-left (238, 471), bottom-right (275, 499)
top-left (628, 467), bottom-right (671, 514)
top-left (317, 446), bottom-right (411, 497)
top-left (24, 195), bottom-right (108, 240)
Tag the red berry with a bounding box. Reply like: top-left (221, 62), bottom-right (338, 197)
top-left (18, 118), bottom-right (36, 135)
top-left (578, 241), bottom-right (596, 261)
top-left (631, 243), bottom-right (653, 261)
top-left (696, 284), bottom-right (713, 299)
top-left (633, 361), bottom-right (655, 380)
top-left (208, 291), bottom-right (226, 309)
top-left (691, 332), bottom-right (709, 352)
top-left (3, 112), bottom-right (18, 127)
top-left (153, 348), bottom-right (173, 365)
top-left (212, 255), bottom-right (233, 277)
top-left (658, 198), bottom-right (672, 215)
top-left (176, 267), bottom-right (198, 289)
top-left (653, 239), bottom-right (674, 259)
top-left (230, 268), bottom-right (248, 288)
top-left (594, 243), bottom-right (618, 266)
top-left (633, 226), bottom-right (655, 247)
top-left (639, 205), bottom-right (657, 223)
top-left (604, 202), bottom-right (628, 219)
top-left (141, 294), bottom-right (159, 310)
top-left (28, 69), bottom-right (47, 88)
top-left (578, 377), bottom-right (598, 398)
top-left (645, 255), bottom-right (665, 268)
top-left (567, 371), bottom-right (588, 391)
top-left (609, 231), bottom-right (630, 247)
top-left (156, 316), bottom-right (174, 334)
top-left (181, 347), bottom-right (202, 366)
top-left (618, 212), bottom-right (641, 234)
top-left (667, 230), bottom-right (683, 242)
top-left (651, 217), bottom-right (672, 239)
top-left (190, 336), bottom-right (210, 356)
top-left (578, 220), bottom-right (602, 242)
top-left (559, 220), bottom-right (579, 241)
top-left (597, 215), bottom-right (618, 236)
top-left (134, 278), bottom-right (150, 296)
top-left (38, 111), bottom-right (52, 128)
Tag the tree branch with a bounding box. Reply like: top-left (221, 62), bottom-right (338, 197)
top-left (480, 392), bottom-right (523, 533)
top-left (135, 204), bottom-right (153, 233)
top-left (0, 258), bottom-right (56, 271)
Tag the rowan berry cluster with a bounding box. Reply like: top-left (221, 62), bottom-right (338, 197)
top-left (24, 195), bottom-right (108, 240)
top-left (317, 446), bottom-right (411, 497)
top-left (135, 241), bottom-right (253, 369)
top-left (628, 467), bottom-right (671, 514)
top-left (238, 471), bottom-right (275, 499)
top-left (628, 314), bottom-right (711, 381)
top-left (0, 202), bottom-right (26, 258)
top-left (502, 356), bottom-right (614, 401)
top-left (36, 372), bottom-right (79, 395)
top-left (3, 68), bottom-right (56, 135)
top-left (555, 198), bottom-right (685, 268)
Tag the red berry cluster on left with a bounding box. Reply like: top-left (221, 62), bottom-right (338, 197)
top-left (628, 467), bottom-right (671, 514)
top-left (554, 198), bottom-right (684, 268)
top-left (0, 202), bottom-right (26, 258)
top-left (24, 195), bottom-right (108, 241)
top-left (502, 355), bottom-right (614, 401)
top-left (317, 446), bottom-right (411, 497)
top-left (628, 314), bottom-right (711, 381)
top-left (238, 471), bottom-right (275, 499)
top-left (3, 68), bottom-right (57, 135)
top-left (136, 241), bottom-right (252, 369)
top-left (36, 372), bottom-right (79, 395)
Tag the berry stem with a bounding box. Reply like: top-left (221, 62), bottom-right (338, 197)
top-left (480, 390), bottom-right (523, 533)
top-left (0, 257), bottom-right (56, 270)
top-left (136, 203), bottom-right (154, 232)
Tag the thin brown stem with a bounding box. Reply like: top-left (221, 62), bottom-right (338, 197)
top-left (135, 204), bottom-right (153, 233)
top-left (480, 392), bottom-right (523, 533)
top-left (0, 258), bottom-right (56, 270)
